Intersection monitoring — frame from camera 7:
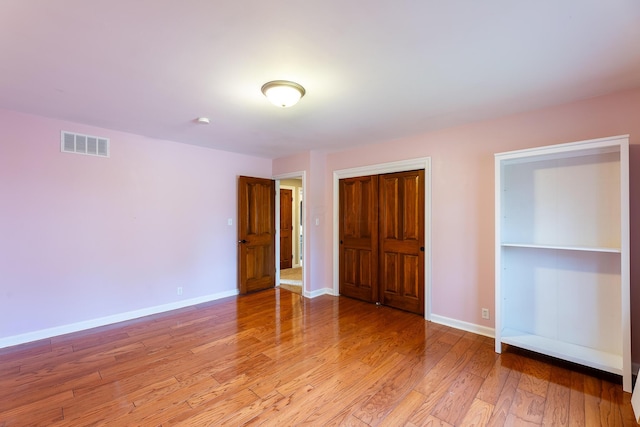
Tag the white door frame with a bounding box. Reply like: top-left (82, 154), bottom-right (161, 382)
top-left (280, 184), bottom-right (301, 268)
top-left (332, 158), bottom-right (432, 320)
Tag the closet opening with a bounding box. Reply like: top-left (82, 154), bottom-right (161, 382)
top-left (333, 158), bottom-right (432, 319)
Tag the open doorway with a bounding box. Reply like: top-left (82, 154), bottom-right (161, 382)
top-left (275, 172), bottom-right (305, 295)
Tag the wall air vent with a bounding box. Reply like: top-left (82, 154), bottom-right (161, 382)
top-left (61, 131), bottom-right (110, 158)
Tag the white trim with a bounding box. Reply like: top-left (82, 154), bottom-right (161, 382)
top-left (332, 157), bottom-right (433, 320)
top-left (0, 289), bottom-right (239, 349)
top-left (495, 134), bottom-right (628, 161)
top-left (280, 184), bottom-right (301, 268)
top-left (430, 314), bottom-right (495, 339)
top-left (273, 171), bottom-right (307, 295)
top-left (305, 287), bottom-right (335, 298)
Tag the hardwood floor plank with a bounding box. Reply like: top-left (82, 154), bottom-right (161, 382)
top-left (457, 397), bottom-right (495, 427)
top-left (0, 370), bottom-right (101, 413)
top-left (599, 379), bottom-right (625, 426)
top-left (412, 332), bottom-right (480, 396)
top-left (169, 388), bottom-right (260, 425)
top-left (242, 384), bottom-right (315, 426)
top-left (475, 353), bottom-right (512, 405)
top-left (377, 389), bottom-right (426, 426)
top-left (0, 289), bottom-right (635, 426)
top-left (248, 352), bottom-right (332, 399)
top-left (0, 339), bottom-right (51, 359)
top-left (323, 414), bottom-right (371, 427)
top-left (509, 388), bottom-right (546, 424)
top-left (464, 341), bottom-right (499, 379)
top-left (486, 369), bottom-right (521, 427)
top-left (569, 371), bottom-right (586, 427)
top-left (304, 351), bottom-right (408, 425)
top-left (541, 365), bottom-right (571, 426)
top-left (431, 370), bottom-right (485, 425)
top-left (58, 398), bottom-right (135, 426)
top-left (152, 374), bottom-right (221, 407)
top-left (112, 401), bottom-right (193, 427)
top-left (351, 353), bottom-right (436, 425)
top-left (517, 356), bottom-right (551, 398)
top-left (266, 359), bottom-right (373, 425)
top-left (407, 334), bottom-right (483, 424)
top-left (212, 352), bottom-right (275, 384)
top-left (408, 414), bottom-right (453, 426)
top-left (186, 373), bottom-right (253, 408)
top-left (584, 374), bottom-right (603, 426)
top-left (0, 391), bottom-right (71, 426)
top-left (96, 348), bottom-right (194, 382)
top-left (215, 389), bottom-right (285, 425)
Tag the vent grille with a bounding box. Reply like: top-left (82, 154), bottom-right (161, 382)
top-left (61, 131), bottom-right (109, 157)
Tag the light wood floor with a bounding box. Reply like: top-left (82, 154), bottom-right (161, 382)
top-left (0, 288), bottom-right (637, 426)
top-left (279, 267), bottom-right (303, 295)
top-left (279, 267), bottom-right (302, 282)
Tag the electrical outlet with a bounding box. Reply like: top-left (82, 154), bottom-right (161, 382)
top-left (481, 308), bottom-right (490, 319)
top-left (177, 287), bottom-right (183, 296)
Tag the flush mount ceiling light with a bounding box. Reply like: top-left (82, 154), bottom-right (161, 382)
top-left (261, 80), bottom-right (306, 108)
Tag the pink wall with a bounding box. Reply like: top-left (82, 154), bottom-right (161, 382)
top-left (275, 88), bottom-right (640, 361)
top-left (0, 109), bottom-right (271, 344)
top-left (273, 150), bottom-right (329, 295)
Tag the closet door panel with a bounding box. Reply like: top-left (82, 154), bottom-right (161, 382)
top-left (379, 170), bottom-right (425, 315)
top-left (339, 176), bottom-right (378, 302)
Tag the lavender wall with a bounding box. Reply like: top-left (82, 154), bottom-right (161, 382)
top-left (0, 110), bottom-right (271, 346)
top-left (3, 88), bottom-right (640, 363)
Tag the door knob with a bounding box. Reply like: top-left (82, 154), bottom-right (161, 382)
top-left (238, 239), bottom-right (247, 244)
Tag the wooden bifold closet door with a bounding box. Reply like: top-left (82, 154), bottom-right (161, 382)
top-left (339, 170), bottom-right (425, 315)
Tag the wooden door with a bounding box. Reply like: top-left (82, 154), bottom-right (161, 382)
top-left (339, 175), bottom-right (378, 303)
top-left (238, 176), bottom-right (276, 294)
top-left (379, 170), bottom-right (425, 315)
top-left (280, 188), bottom-right (293, 270)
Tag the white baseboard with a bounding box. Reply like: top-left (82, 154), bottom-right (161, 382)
top-left (0, 289), bottom-right (239, 350)
top-left (305, 287), bottom-right (335, 298)
top-left (279, 279), bottom-right (302, 285)
top-left (430, 314), bottom-right (495, 339)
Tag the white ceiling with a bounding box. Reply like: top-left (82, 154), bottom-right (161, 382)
top-left (2, 1), bottom-right (639, 159)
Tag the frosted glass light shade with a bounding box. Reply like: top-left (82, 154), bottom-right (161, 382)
top-left (261, 80), bottom-right (305, 108)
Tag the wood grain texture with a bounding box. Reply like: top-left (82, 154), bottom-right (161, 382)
top-left (0, 289), bottom-right (636, 426)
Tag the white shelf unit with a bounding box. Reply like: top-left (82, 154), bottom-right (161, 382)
top-left (495, 135), bottom-right (631, 392)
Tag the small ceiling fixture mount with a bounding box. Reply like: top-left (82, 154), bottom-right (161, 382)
top-left (261, 80), bottom-right (306, 108)
top-left (195, 117), bottom-right (210, 124)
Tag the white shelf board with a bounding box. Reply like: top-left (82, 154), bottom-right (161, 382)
top-left (495, 135), bottom-right (626, 164)
top-left (500, 328), bottom-right (622, 375)
top-left (501, 242), bottom-right (621, 253)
